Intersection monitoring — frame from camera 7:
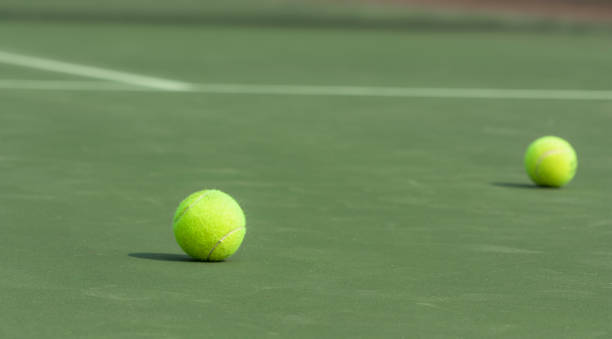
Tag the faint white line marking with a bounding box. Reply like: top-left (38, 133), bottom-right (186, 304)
top-left (190, 84), bottom-right (612, 100)
top-left (206, 227), bottom-right (245, 261)
top-left (0, 51), bottom-right (192, 90)
top-left (416, 302), bottom-right (442, 309)
top-left (1, 79), bottom-right (612, 101)
top-left (0, 80), bottom-right (142, 90)
top-left (470, 244), bottom-right (542, 254)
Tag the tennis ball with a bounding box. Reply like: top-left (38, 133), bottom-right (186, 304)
top-left (524, 136), bottom-right (577, 187)
top-left (173, 189), bottom-right (246, 261)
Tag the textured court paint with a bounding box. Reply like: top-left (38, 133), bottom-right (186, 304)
top-left (2, 21), bottom-right (612, 339)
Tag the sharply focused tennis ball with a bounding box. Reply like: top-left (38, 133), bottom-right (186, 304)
top-left (173, 189), bottom-right (246, 261)
top-left (524, 136), bottom-right (577, 187)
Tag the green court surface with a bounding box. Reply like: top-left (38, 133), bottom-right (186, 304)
top-left (1, 16), bottom-right (612, 339)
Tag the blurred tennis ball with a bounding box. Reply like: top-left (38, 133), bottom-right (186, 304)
top-left (173, 189), bottom-right (246, 261)
top-left (524, 136), bottom-right (577, 187)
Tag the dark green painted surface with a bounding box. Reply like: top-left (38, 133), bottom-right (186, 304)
top-left (1, 21), bottom-right (612, 338)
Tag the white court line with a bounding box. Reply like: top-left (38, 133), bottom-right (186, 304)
top-left (190, 83), bottom-right (612, 101)
top-left (0, 50), bottom-right (611, 100)
top-left (0, 50), bottom-right (192, 91)
top-left (0, 80), bottom-right (145, 91)
top-left (1, 79), bottom-right (612, 101)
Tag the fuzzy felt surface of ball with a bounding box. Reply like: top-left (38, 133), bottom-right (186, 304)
top-left (173, 190), bottom-right (246, 261)
top-left (524, 136), bottom-right (577, 187)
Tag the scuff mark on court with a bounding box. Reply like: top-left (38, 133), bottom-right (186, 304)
top-left (468, 244), bottom-right (542, 254)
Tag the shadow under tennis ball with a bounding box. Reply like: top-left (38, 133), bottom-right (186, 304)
top-left (490, 182), bottom-right (558, 189)
top-left (128, 252), bottom-right (197, 262)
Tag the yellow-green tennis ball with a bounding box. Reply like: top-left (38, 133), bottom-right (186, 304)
top-left (173, 189), bottom-right (246, 261)
top-left (524, 136), bottom-right (578, 187)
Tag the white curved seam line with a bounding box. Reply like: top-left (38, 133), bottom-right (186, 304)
top-left (173, 192), bottom-right (210, 226)
top-left (535, 149), bottom-right (565, 181)
top-left (206, 227), bottom-right (246, 261)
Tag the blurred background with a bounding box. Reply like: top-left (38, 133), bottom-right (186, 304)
top-left (2, 0), bottom-right (611, 31)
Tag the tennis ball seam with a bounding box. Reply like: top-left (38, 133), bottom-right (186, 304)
top-left (534, 148), bottom-right (568, 182)
top-left (174, 191), bottom-right (211, 225)
top-left (206, 226), bottom-right (246, 261)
